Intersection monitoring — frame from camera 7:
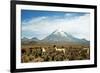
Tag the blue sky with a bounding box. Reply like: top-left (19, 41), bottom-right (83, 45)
top-left (21, 10), bottom-right (86, 23)
top-left (21, 10), bottom-right (90, 40)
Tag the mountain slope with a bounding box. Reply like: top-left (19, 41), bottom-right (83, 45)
top-left (42, 29), bottom-right (89, 45)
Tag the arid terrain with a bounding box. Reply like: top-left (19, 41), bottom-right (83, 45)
top-left (21, 43), bottom-right (90, 63)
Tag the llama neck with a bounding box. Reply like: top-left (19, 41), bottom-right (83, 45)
top-left (42, 48), bottom-right (45, 50)
top-left (55, 47), bottom-right (57, 50)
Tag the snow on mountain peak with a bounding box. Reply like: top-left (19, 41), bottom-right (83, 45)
top-left (53, 29), bottom-right (67, 37)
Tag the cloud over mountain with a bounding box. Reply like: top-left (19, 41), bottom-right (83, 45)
top-left (21, 11), bottom-right (90, 41)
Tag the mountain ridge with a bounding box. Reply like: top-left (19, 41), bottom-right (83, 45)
top-left (22, 29), bottom-right (89, 45)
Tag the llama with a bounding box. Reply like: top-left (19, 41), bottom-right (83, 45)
top-left (54, 47), bottom-right (65, 54)
top-left (41, 47), bottom-right (46, 52)
top-left (83, 48), bottom-right (90, 54)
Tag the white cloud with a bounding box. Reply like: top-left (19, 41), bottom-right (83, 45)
top-left (65, 13), bottom-right (75, 17)
top-left (22, 14), bottom-right (90, 40)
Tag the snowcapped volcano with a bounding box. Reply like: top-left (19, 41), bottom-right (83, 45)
top-left (42, 29), bottom-right (75, 42)
top-left (42, 29), bottom-right (89, 45)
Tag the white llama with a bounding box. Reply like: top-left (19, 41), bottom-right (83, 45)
top-left (54, 47), bottom-right (65, 54)
top-left (41, 47), bottom-right (46, 52)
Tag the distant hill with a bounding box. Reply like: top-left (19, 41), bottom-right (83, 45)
top-left (21, 37), bottom-right (39, 44)
top-left (31, 37), bottom-right (39, 42)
